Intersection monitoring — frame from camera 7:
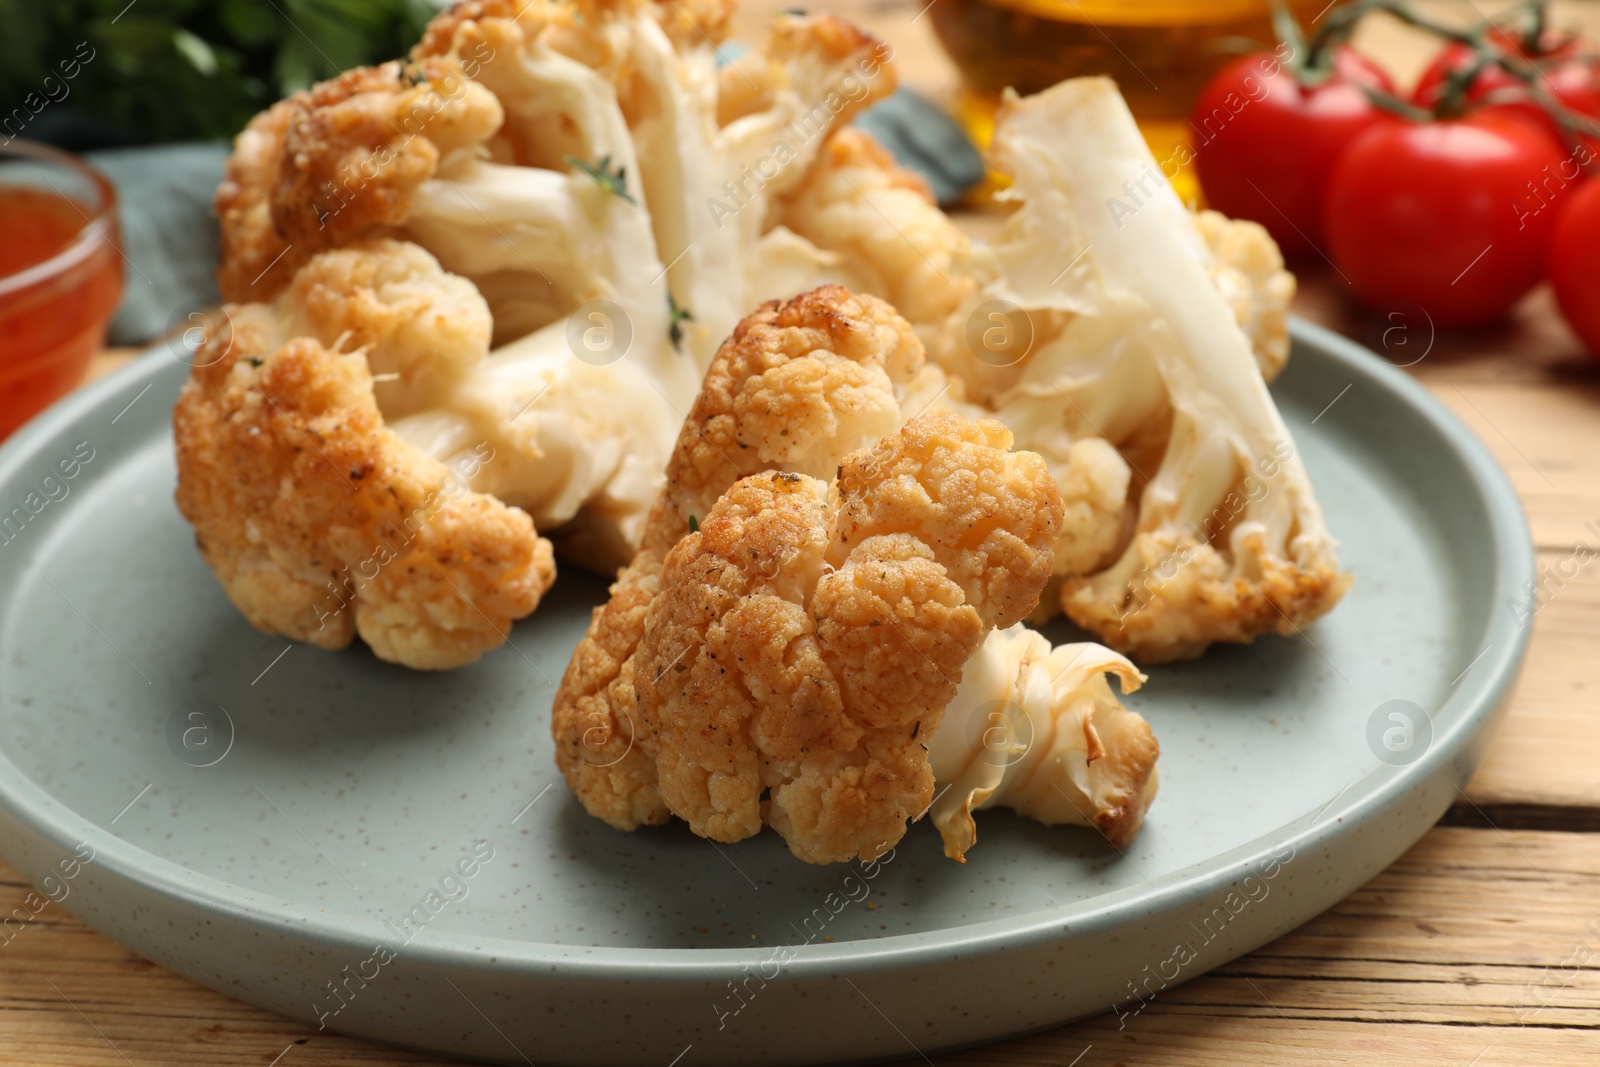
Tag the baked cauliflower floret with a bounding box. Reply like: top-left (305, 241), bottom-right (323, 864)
top-left (552, 286), bottom-right (926, 831)
top-left (928, 626), bottom-right (1158, 859)
top-left (174, 241), bottom-right (555, 670)
top-left (1195, 208), bottom-right (1295, 383)
top-left (215, 58), bottom-right (504, 303)
top-left (636, 413), bottom-right (1063, 864)
top-left (281, 239), bottom-right (491, 420)
top-left (416, 0), bottom-right (732, 66)
top-left (940, 78), bottom-right (1347, 662)
top-left (554, 285), bottom-right (1163, 862)
top-left (779, 128), bottom-right (973, 342)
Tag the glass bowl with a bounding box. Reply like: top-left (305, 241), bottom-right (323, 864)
top-left (0, 140), bottom-right (124, 441)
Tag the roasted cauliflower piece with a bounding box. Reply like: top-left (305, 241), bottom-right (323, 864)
top-left (636, 412), bottom-right (1062, 863)
top-left (175, 239), bottom-right (555, 670)
top-left (552, 286), bottom-right (926, 830)
top-left (935, 78), bottom-right (1347, 663)
top-left (778, 128), bottom-right (973, 342)
top-left (554, 286), bottom-right (1162, 863)
top-left (928, 626), bottom-right (1158, 858)
top-left (207, 3), bottom-right (909, 584)
top-left (1195, 208), bottom-right (1296, 384)
top-left (215, 57), bottom-right (504, 303)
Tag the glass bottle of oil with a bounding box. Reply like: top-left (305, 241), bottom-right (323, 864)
top-left (931, 0), bottom-right (1340, 201)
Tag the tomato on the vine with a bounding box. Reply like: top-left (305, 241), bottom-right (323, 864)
top-left (1413, 31), bottom-right (1600, 156)
top-left (1412, 27), bottom-right (1583, 107)
top-left (1550, 179), bottom-right (1600, 356)
top-left (1324, 110), bottom-right (1571, 327)
top-left (1191, 46), bottom-right (1396, 257)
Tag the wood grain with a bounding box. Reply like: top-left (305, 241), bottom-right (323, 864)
top-left (8, 2), bottom-right (1600, 1064)
top-left (4, 829), bottom-right (1596, 1066)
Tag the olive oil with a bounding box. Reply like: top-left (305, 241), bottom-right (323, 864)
top-left (930, 0), bottom-right (1339, 201)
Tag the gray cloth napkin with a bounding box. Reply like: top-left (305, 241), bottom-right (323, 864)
top-left (89, 92), bottom-right (981, 346)
top-left (86, 143), bottom-right (228, 347)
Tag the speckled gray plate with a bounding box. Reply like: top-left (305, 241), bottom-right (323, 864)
top-left (0, 318), bottom-right (1532, 1066)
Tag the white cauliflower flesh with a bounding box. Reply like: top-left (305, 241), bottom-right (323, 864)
top-left (928, 625), bottom-right (1157, 858)
top-left (198, 0), bottom-right (1321, 682)
top-left (207, 2), bottom-right (907, 583)
top-left (937, 78), bottom-right (1347, 663)
top-left (553, 287), bottom-right (1161, 863)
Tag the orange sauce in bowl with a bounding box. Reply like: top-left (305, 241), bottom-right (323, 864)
top-left (0, 185), bottom-right (124, 440)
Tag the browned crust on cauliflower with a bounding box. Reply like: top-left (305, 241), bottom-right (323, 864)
top-left (552, 285), bottom-right (924, 831)
top-left (174, 290), bottom-right (554, 672)
top-left (416, 0), bottom-right (731, 58)
top-left (778, 128), bottom-right (973, 335)
top-left (1061, 529), bottom-right (1351, 664)
top-left (215, 57), bottom-right (503, 303)
top-left (1093, 733), bottom-right (1161, 847)
top-left (647, 284), bottom-right (924, 555)
top-left (635, 413), bottom-right (1062, 863)
top-left (716, 14), bottom-right (895, 127)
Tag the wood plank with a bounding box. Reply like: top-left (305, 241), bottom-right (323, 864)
top-left (909, 826), bottom-right (1600, 1065)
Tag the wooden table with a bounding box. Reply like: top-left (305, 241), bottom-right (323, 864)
top-left (5, 2), bottom-right (1598, 1064)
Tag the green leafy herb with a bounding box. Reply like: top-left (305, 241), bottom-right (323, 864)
top-left (668, 293), bottom-right (694, 353)
top-left (565, 154), bottom-right (636, 203)
top-left (0, 0), bottom-right (448, 145)
top-left (688, 514), bottom-right (700, 534)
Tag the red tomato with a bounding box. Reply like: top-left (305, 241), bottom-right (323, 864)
top-left (1191, 47), bottom-right (1397, 257)
top-left (1549, 179), bottom-right (1600, 356)
top-left (1413, 34), bottom-right (1600, 155)
top-left (1324, 111), bottom-right (1572, 327)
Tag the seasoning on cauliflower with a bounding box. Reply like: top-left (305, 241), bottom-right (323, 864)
top-left (928, 626), bottom-right (1158, 858)
top-left (215, 57), bottom-right (504, 303)
top-left (554, 285), bottom-right (1162, 864)
top-left (938, 78), bottom-right (1347, 663)
top-left (174, 239), bottom-right (555, 670)
top-left (552, 285), bottom-right (926, 831)
top-left (636, 412), bottom-right (1062, 864)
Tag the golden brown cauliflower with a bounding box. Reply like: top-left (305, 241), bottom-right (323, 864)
top-left (417, 0), bottom-right (732, 64)
top-left (215, 58), bottom-right (504, 303)
top-left (552, 286), bottom-right (926, 831)
top-left (636, 413), bottom-right (1062, 864)
top-left (715, 13), bottom-right (893, 129)
top-left (553, 285), bottom-right (1162, 863)
top-left (778, 129), bottom-right (974, 341)
top-left (175, 239), bottom-right (555, 670)
top-left (925, 79), bottom-right (1346, 663)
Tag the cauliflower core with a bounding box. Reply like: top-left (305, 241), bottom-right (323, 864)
top-left (555, 286), bottom-right (1161, 864)
top-left (174, 239), bottom-right (555, 669)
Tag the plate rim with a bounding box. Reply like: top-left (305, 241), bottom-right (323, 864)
top-left (0, 316), bottom-right (1536, 979)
